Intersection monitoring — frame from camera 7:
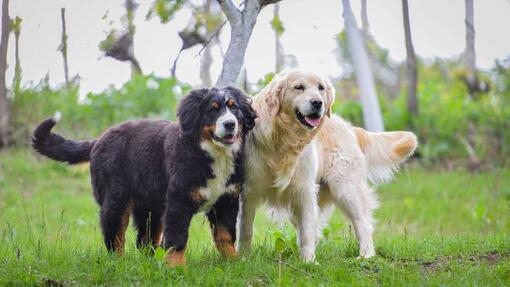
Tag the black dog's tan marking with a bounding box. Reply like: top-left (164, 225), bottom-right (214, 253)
top-left (32, 87), bottom-right (257, 266)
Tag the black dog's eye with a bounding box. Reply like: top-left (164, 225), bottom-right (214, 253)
top-left (318, 84), bottom-right (325, 91)
top-left (230, 105), bottom-right (238, 112)
top-left (294, 84), bottom-right (305, 91)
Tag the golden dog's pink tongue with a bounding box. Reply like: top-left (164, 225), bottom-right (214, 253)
top-left (304, 116), bottom-right (321, 127)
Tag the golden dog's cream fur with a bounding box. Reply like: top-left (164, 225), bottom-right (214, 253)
top-left (238, 69), bottom-right (417, 261)
top-left (316, 116), bottom-right (417, 258)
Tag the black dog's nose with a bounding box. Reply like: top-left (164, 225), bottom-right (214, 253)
top-left (311, 99), bottom-right (323, 110)
top-left (223, 121), bottom-right (236, 131)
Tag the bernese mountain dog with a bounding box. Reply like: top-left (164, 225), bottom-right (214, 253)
top-left (32, 87), bottom-right (257, 266)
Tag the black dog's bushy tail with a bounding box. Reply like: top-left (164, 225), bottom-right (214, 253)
top-left (32, 115), bottom-right (96, 165)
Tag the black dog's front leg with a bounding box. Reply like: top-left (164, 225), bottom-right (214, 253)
top-left (206, 191), bottom-right (240, 258)
top-left (163, 188), bottom-right (197, 267)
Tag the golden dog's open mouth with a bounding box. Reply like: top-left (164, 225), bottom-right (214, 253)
top-left (295, 109), bottom-right (322, 129)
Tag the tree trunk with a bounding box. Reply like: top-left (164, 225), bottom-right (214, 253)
top-left (200, 44), bottom-right (213, 87)
top-left (0, 0), bottom-right (10, 146)
top-left (360, 0), bottom-right (370, 37)
top-left (402, 0), bottom-right (418, 116)
top-left (341, 0), bottom-right (384, 132)
top-left (200, 0), bottom-right (215, 87)
top-left (216, 0), bottom-right (281, 87)
top-left (464, 0), bottom-right (477, 97)
top-left (60, 8), bottom-right (70, 87)
top-left (273, 3), bottom-right (284, 72)
top-left (12, 16), bottom-right (20, 95)
top-left (125, 0), bottom-right (140, 77)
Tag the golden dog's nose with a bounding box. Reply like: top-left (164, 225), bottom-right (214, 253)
top-left (310, 99), bottom-right (323, 110)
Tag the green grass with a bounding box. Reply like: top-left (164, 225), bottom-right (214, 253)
top-left (1, 148), bottom-right (509, 286)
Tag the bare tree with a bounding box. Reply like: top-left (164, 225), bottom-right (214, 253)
top-left (199, 0), bottom-right (215, 86)
top-left (272, 3), bottom-right (284, 72)
top-left (200, 41), bottom-right (214, 87)
top-left (216, 0), bottom-right (282, 87)
top-left (125, 0), bottom-right (141, 76)
top-left (199, 0), bottom-right (225, 86)
top-left (171, 28), bottom-right (206, 78)
top-left (59, 8), bottom-right (70, 87)
top-left (341, 0), bottom-right (384, 132)
top-left (0, 0), bottom-right (10, 146)
top-left (402, 0), bottom-right (418, 116)
top-left (360, 0), bottom-right (370, 37)
top-left (464, 0), bottom-right (478, 97)
top-left (12, 16), bottom-right (21, 95)
top-left (99, 0), bottom-right (142, 75)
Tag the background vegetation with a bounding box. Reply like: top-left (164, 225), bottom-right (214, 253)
top-left (8, 53), bottom-right (510, 168)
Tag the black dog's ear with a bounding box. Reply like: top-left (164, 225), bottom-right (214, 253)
top-left (225, 86), bottom-right (257, 133)
top-left (177, 88), bottom-right (209, 140)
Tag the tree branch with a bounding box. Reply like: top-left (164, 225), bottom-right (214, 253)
top-left (260, 0), bottom-right (283, 7)
top-left (217, 0), bottom-right (241, 24)
top-left (215, 0), bottom-right (281, 87)
top-left (196, 20), bottom-right (227, 57)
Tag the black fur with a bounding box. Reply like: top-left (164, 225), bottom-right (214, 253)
top-left (32, 118), bottom-right (95, 164)
top-left (32, 87), bottom-right (257, 262)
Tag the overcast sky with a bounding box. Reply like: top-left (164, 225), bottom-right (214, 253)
top-left (4, 0), bottom-right (510, 94)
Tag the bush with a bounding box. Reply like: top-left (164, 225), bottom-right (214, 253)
top-left (334, 57), bottom-right (510, 167)
top-left (10, 74), bottom-right (190, 144)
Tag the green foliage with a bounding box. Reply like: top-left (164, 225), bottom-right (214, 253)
top-left (1, 149), bottom-right (509, 285)
top-left (251, 72), bottom-right (276, 94)
top-left (98, 30), bottom-right (118, 53)
top-left (270, 14), bottom-right (285, 36)
top-left (10, 16), bottom-right (22, 33)
top-left (335, 56), bottom-right (510, 167)
top-left (10, 74), bottom-right (189, 143)
top-left (332, 99), bottom-right (363, 127)
top-left (146, 0), bottom-right (185, 24)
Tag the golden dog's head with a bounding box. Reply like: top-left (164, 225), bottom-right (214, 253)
top-left (259, 69), bottom-right (335, 131)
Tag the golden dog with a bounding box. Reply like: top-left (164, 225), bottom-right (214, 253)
top-left (238, 69), bottom-right (417, 261)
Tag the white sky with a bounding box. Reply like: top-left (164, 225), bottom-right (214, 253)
top-left (4, 0), bottom-right (510, 94)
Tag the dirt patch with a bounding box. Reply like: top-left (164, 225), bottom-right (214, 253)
top-left (421, 251), bottom-right (508, 273)
top-left (43, 277), bottom-right (65, 287)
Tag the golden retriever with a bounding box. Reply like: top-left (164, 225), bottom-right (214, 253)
top-left (238, 69), bottom-right (417, 262)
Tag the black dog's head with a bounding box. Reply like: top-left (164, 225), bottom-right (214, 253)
top-left (177, 87), bottom-right (257, 146)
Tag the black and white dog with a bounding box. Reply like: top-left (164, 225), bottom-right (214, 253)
top-left (32, 87), bottom-right (257, 266)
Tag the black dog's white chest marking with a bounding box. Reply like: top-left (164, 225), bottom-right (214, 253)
top-left (197, 141), bottom-right (239, 212)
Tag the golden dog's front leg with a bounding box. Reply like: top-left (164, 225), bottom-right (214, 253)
top-left (237, 191), bottom-right (259, 254)
top-left (290, 185), bottom-right (320, 263)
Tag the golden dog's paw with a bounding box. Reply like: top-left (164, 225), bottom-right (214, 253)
top-left (301, 253), bottom-right (317, 264)
top-left (356, 252), bottom-right (376, 260)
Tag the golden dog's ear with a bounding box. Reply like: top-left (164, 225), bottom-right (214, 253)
top-left (262, 76), bottom-right (286, 118)
top-left (324, 78), bottom-right (336, 117)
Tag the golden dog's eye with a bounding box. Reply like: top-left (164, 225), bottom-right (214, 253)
top-left (318, 84), bottom-right (325, 91)
top-left (294, 84), bottom-right (305, 91)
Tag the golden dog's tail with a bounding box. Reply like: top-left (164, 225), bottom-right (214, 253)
top-left (354, 127), bottom-right (418, 184)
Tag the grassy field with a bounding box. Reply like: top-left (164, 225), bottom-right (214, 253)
top-left (1, 148), bottom-right (509, 286)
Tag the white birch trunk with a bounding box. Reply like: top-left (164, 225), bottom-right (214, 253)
top-left (341, 0), bottom-right (384, 132)
top-left (402, 0), bottom-right (418, 116)
top-left (360, 0), bottom-right (370, 37)
top-left (0, 0), bottom-right (10, 146)
top-left (274, 3), bottom-right (284, 72)
top-left (464, 0), bottom-right (476, 89)
top-left (200, 43), bottom-right (213, 87)
top-left (216, 0), bottom-right (281, 87)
